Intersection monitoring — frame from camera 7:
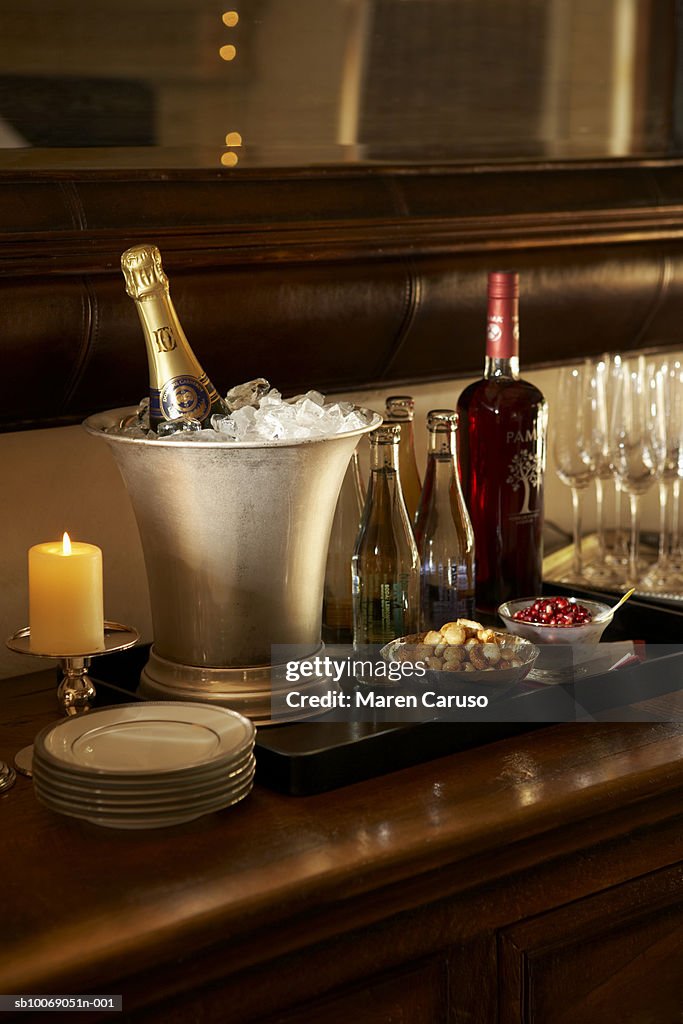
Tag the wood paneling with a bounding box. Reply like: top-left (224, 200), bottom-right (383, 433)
top-left (499, 865), bottom-right (683, 1024)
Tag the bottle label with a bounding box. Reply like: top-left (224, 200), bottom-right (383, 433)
top-left (352, 575), bottom-right (414, 644)
top-left (152, 325), bottom-right (177, 353)
top-left (159, 374), bottom-right (212, 421)
top-left (506, 445), bottom-right (543, 520)
top-left (486, 296), bottom-right (519, 360)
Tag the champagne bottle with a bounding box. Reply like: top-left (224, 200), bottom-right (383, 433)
top-left (121, 243), bottom-right (225, 430)
top-left (384, 396), bottom-right (422, 525)
top-left (414, 410), bottom-right (475, 629)
top-left (322, 451), bottom-right (366, 644)
top-left (456, 271), bottom-right (548, 615)
top-left (352, 424), bottom-right (420, 646)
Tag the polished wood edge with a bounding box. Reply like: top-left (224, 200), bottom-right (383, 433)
top-left (5, 213), bottom-right (683, 279)
top-left (5, 781), bottom-right (682, 999)
top-left (1, 160), bottom-right (683, 276)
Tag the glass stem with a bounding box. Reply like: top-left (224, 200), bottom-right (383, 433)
top-left (594, 477), bottom-right (605, 561)
top-left (613, 480), bottom-right (628, 560)
top-left (671, 479), bottom-right (681, 562)
top-left (656, 479), bottom-right (669, 565)
top-left (629, 492), bottom-right (640, 586)
top-left (571, 487), bottom-right (583, 577)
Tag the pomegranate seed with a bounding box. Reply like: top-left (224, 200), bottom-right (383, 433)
top-left (511, 596), bottom-right (592, 626)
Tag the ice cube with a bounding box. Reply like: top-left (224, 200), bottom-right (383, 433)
top-left (108, 385), bottom-right (370, 444)
top-left (225, 378), bottom-right (271, 412)
top-left (253, 410), bottom-right (288, 440)
top-left (105, 423), bottom-right (153, 439)
top-left (162, 428), bottom-right (223, 442)
top-left (210, 413), bottom-right (238, 438)
top-left (116, 396), bottom-right (151, 433)
top-left (258, 388), bottom-right (283, 408)
top-left (287, 390), bottom-right (326, 407)
top-left (231, 405), bottom-right (257, 438)
top-left (156, 416), bottom-right (203, 437)
top-left (295, 398), bottom-right (326, 422)
top-left (339, 410), bottom-right (368, 431)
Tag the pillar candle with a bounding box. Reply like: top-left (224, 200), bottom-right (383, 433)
top-left (29, 533), bottom-right (105, 655)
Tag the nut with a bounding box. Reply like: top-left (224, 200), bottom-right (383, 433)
top-left (440, 622), bottom-right (466, 645)
top-left (423, 630), bottom-right (444, 646)
top-left (397, 618), bottom-right (528, 675)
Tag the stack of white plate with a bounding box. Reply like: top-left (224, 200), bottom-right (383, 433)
top-left (32, 701), bottom-right (256, 829)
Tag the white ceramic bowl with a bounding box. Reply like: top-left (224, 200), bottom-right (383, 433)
top-left (497, 596), bottom-right (614, 647)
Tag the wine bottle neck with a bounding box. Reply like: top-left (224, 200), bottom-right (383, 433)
top-left (385, 396), bottom-right (415, 429)
top-left (386, 414), bottom-right (416, 456)
top-left (370, 440), bottom-right (400, 474)
top-left (426, 454), bottom-right (456, 496)
top-left (484, 355), bottom-right (520, 379)
top-left (428, 427), bottom-right (456, 457)
top-left (398, 421), bottom-right (415, 450)
top-left (485, 273), bottom-right (519, 369)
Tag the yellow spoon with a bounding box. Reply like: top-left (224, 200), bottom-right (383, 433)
top-left (594, 587), bottom-right (635, 621)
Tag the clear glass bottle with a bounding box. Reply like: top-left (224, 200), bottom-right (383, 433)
top-left (323, 451), bottom-right (366, 644)
top-left (121, 243), bottom-right (225, 430)
top-left (384, 395), bottom-right (422, 525)
top-left (352, 424), bottom-right (420, 645)
top-left (456, 271), bottom-right (548, 615)
top-left (414, 410), bottom-right (476, 629)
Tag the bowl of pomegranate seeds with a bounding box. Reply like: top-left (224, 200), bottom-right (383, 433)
top-left (497, 595), bottom-right (614, 649)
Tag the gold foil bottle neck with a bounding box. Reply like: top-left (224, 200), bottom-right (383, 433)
top-left (121, 243), bottom-right (169, 300)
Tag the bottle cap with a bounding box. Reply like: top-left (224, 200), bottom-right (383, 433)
top-left (487, 271), bottom-right (519, 300)
top-left (121, 243), bottom-right (168, 300)
top-left (427, 409), bottom-right (458, 431)
top-left (385, 396), bottom-right (415, 420)
top-left (371, 423), bottom-right (401, 444)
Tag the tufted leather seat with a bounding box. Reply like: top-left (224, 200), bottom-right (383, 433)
top-left (2, 163), bottom-right (683, 431)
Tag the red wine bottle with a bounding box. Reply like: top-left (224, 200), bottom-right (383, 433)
top-left (456, 272), bottom-right (547, 616)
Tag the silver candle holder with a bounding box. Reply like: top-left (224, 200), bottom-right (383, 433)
top-left (6, 621), bottom-right (139, 776)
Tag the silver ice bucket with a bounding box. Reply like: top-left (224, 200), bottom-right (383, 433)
top-left (84, 407), bottom-right (380, 724)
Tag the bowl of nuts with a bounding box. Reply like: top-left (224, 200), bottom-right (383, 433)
top-left (381, 617), bottom-right (539, 689)
top-left (497, 596), bottom-right (614, 647)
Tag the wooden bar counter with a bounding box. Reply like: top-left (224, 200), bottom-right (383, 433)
top-left (1, 667), bottom-right (682, 1023)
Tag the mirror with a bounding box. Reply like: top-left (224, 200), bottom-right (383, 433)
top-left (0, 0), bottom-right (678, 170)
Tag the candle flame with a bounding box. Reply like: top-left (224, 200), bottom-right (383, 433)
top-left (62, 532), bottom-right (72, 555)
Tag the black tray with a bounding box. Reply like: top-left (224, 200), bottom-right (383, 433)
top-left (86, 645), bottom-right (545, 795)
top-left (88, 591), bottom-right (683, 796)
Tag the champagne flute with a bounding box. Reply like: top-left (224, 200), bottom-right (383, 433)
top-left (604, 354), bottom-right (631, 578)
top-left (668, 360), bottom-right (683, 581)
top-left (553, 364), bottom-right (597, 581)
top-left (609, 357), bottom-right (666, 587)
top-left (582, 355), bottom-right (624, 587)
top-left (641, 359), bottom-right (683, 592)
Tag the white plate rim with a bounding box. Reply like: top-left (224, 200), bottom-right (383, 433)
top-left (35, 781), bottom-right (253, 829)
top-left (33, 756), bottom-right (256, 805)
top-left (35, 701), bottom-right (255, 776)
top-left (34, 770), bottom-right (254, 816)
top-left (31, 746), bottom-right (254, 791)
